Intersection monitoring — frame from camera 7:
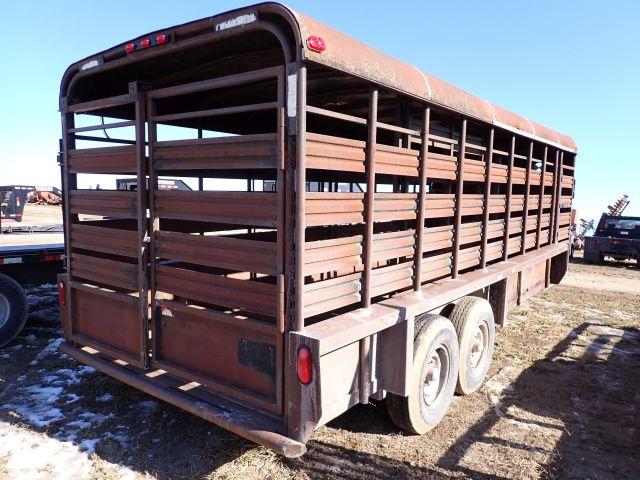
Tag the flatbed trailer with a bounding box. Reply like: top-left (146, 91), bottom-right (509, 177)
top-left (0, 233), bottom-right (65, 346)
top-left (57, 3), bottom-right (576, 457)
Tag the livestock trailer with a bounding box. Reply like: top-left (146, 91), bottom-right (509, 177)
top-left (57, 3), bottom-right (576, 457)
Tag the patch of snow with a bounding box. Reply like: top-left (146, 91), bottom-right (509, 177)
top-left (96, 392), bottom-right (114, 402)
top-left (612, 310), bottom-right (636, 321)
top-left (0, 422), bottom-right (94, 480)
top-left (4, 385), bottom-right (65, 427)
top-left (79, 438), bottom-right (100, 454)
top-left (481, 366), bottom-right (517, 416)
top-left (30, 337), bottom-right (64, 365)
top-left (131, 400), bottom-right (157, 417)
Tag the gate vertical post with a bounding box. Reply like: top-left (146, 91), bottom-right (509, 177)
top-left (293, 66), bottom-right (307, 332)
top-left (131, 82), bottom-right (150, 368)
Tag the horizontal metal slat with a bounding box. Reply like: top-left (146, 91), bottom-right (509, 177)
top-left (70, 224), bottom-right (137, 258)
top-left (156, 231), bottom-right (278, 275)
top-left (156, 191), bottom-right (277, 227)
top-left (155, 265), bottom-right (277, 317)
top-left (69, 190), bottom-right (137, 218)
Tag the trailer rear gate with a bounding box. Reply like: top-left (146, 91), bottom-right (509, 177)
top-left (58, 3), bottom-right (575, 457)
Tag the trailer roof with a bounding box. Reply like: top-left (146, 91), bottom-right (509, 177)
top-left (290, 7), bottom-right (576, 152)
top-left (61, 2), bottom-right (576, 152)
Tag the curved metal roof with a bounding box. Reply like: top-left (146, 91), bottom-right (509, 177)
top-left (289, 7), bottom-right (576, 152)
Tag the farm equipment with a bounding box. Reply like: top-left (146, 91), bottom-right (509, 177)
top-left (56, 3), bottom-right (576, 457)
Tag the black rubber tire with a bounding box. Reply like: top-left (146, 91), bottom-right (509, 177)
top-left (447, 296), bottom-right (495, 395)
top-left (0, 274), bottom-right (29, 348)
top-left (387, 314), bottom-right (459, 434)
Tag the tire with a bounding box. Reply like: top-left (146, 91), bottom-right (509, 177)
top-left (447, 296), bottom-right (495, 395)
top-left (387, 314), bottom-right (459, 434)
top-left (0, 274), bottom-right (29, 348)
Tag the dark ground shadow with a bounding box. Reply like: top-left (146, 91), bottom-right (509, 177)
top-left (436, 322), bottom-right (640, 479)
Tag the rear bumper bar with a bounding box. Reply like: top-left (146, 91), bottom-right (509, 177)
top-left (60, 342), bottom-right (306, 458)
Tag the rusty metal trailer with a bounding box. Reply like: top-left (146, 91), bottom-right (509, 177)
top-left (57, 3), bottom-right (576, 457)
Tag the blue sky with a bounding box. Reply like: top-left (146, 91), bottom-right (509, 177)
top-left (1, 1), bottom-right (638, 221)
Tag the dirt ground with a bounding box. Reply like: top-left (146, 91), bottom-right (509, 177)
top-left (0, 253), bottom-right (638, 480)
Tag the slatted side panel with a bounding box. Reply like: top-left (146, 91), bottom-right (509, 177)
top-left (155, 231), bottom-right (278, 276)
top-left (155, 265), bottom-right (278, 317)
top-left (154, 134), bottom-right (278, 171)
top-left (70, 224), bottom-right (138, 258)
top-left (69, 190), bottom-right (137, 218)
top-left (68, 146), bottom-right (137, 174)
top-left (156, 191), bottom-right (278, 227)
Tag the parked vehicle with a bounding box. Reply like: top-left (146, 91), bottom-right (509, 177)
top-left (57, 3), bottom-right (576, 457)
top-left (0, 234), bottom-right (64, 347)
top-left (584, 214), bottom-right (640, 265)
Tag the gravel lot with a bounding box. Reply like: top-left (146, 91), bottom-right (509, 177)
top-left (1, 254), bottom-right (638, 480)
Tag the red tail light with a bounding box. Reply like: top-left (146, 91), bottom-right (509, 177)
top-left (125, 43), bottom-right (136, 53)
top-left (297, 346), bottom-right (313, 385)
top-left (156, 34), bottom-right (168, 44)
top-left (306, 35), bottom-right (326, 53)
top-left (140, 39), bottom-right (151, 49)
top-left (58, 281), bottom-right (66, 306)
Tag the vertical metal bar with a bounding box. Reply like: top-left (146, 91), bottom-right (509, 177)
top-left (502, 135), bottom-right (515, 261)
top-left (358, 88), bottom-right (378, 404)
top-left (521, 141), bottom-right (533, 254)
top-left (480, 128), bottom-right (494, 269)
top-left (362, 88), bottom-right (378, 307)
top-left (452, 118), bottom-right (467, 277)
top-left (549, 150), bottom-right (560, 245)
top-left (293, 65), bottom-right (307, 332)
top-left (554, 151), bottom-right (564, 243)
top-left (147, 97), bottom-right (159, 362)
top-left (536, 146), bottom-right (548, 248)
top-left (276, 69), bottom-right (286, 335)
top-left (59, 99), bottom-right (77, 277)
top-left (413, 106), bottom-right (430, 290)
top-left (131, 83), bottom-right (149, 368)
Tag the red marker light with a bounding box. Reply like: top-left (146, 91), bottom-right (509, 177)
top-left (297, 346), bottom-right (313, 385)
top-left (306, 35), bottom-right (326, 53)
top-left (156, 34), bottom-right (168, 44)
top-left (58, 281), bottom-right (66, 306)
top-left (125, 43), bottom-right (136, 53)
top-left (140, 39), bottom-right (151, 49)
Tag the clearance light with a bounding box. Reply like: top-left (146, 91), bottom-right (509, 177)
top-left (306, 35), bottom-right (326, 53)
top-left (124, 33), bottom-right (171, 53)
top-left (297, 346), bottom-right (313, 385)
top-left (58, 281), bottom-right (66, 306)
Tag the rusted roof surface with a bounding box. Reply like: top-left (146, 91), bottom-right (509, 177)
top-left (290, 8), bottom-right (576, 152)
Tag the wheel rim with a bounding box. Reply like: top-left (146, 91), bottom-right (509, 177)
top-left (422, 346), bottom-right (449, 406)
top-left (0, 292), bottom-right (10, 329)
top-left (470, 322), bottom-right (489, 369)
